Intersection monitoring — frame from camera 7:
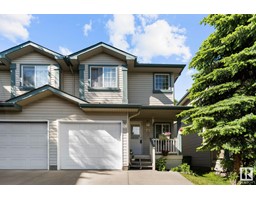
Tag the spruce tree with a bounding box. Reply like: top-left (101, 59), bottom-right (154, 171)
top-left (179, 14), bottom-right (256, 173)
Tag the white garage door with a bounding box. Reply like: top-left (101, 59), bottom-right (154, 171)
top-left (59, 122), bottom-right (122, 169)
top-left (0, 122), bottom-right (48, 169)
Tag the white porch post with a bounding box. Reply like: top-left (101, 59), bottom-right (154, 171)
top-left (152, 146), bottom-right (155, 170)
top-left (177, 117), bottom-right (182, 155)
top-left (150, 138), bottom-right (156, 170)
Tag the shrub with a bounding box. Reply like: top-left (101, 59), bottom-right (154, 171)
top-left (182, 156), bottom-right (192, 165)
top-left (156, 157), bottom-right (167, 171)
top-left (228, 172), bottom-right (239, 185)
top-left (172, 163), bottom-right (194, 175)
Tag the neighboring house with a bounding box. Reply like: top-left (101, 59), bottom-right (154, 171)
top-left (177, 92), bottom-right (217, 169)
top-left (0, 41), bottom-right (190, 170)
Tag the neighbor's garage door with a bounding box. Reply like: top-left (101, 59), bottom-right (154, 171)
top-left (59, 122), bottom-right (122, 169)
top-left (0, 122), bottom-right (48, 169)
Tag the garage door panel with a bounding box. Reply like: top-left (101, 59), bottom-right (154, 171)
top-left (68, 131), bottom-right (118, 145)
top-left (61, 156), bottom-right (119, 169)
top-left (29, 123), bottom-right (47, 132)
top-left (9, 147), bottom-right (30, 157)
top-left (10, 134), bottom-right (28, 146)
top-left (0, 147), bottom-right (9, 157)
top-left (0, 135), bottom-right (9, 145)
top-left (29, 159), bottom-right (48, 169)
top-left (29, 147), bottom-right (48, 157)
top-left (68, 144), bottom-right (97, 156)
top-left (60, 122), bottom-right (122, 169)
top-left (29, 135), bottom-right (47, 145)
top-left (0, 122), bottom-right (48, 169)
top-left (0, 159), bottom-right (8, 168)
top-left (9, 159), bottom-right (26, 169)
top-left (7, 123), bottom-right (28, 133)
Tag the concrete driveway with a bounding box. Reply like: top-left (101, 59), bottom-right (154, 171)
top-left (0, 170), bottom-right (193, 185)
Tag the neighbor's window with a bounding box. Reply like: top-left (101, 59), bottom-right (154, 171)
top-left (154, 73), bottom-right (171, 91)
top-left (22, 65), bottom-right (49, 88)
top-left (91, 66), bottom-right (117, 88)
top-left (154, 123), bottom-right (170, 138)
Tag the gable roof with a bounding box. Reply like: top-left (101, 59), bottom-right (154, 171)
top-left (69, 42), bottom-right (136, 65)
top-left (132, 63), bottom-right (186, 82)
top-left (0, 41), bottom-right (186, 82)
top-left (177, 92), bottom-right (190, 106)
top-left (6, 85), bottom-right (89, 106)
top-left (0, 41), bottom-right (65, 67)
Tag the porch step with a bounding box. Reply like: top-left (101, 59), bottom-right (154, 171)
top-left (130, 155), bottom-right (153, 170)
top-left (134, 155), bottom-right (151, 159)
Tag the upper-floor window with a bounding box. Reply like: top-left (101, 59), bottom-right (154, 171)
top-left (154, 73), bottom-right (171, 92)
top-left (91, 66), bottom-right (118, 89)
top-left (22, 65), bottom-right (49, 88)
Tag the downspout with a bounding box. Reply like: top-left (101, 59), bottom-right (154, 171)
top-left (69, 65), bottom-right (74, 74)
top-left (64, 56), bottom-right (74, 74)
top-left (64, 56), bottom-right (75, 95)
top-left (128, 109), bottom-right (141, 120)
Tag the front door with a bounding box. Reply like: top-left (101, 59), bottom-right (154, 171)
top-left (130, 123), bottom-right (143, 155)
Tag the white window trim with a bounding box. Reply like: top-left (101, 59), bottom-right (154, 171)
top-left (21, 65), bottom-right (49, 88)
top-left (154, 73), bottom-right (171, 91)
top-left (90, 66), bottom-right (118, 89)
top-left (154, 123), bottom-right (170, 138)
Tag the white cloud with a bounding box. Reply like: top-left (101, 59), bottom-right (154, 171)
top-left (0, 14), bottom-right (33, 43)
top-left (106, 15), bottom-right (191, 63)
top-left (83, 20), bottom-right (92, 36)
top-left (106, 14), bottom-right (135, 51)
top-left (132, 19), bottom-right (191, 62)
top-left (59, 46), bottom-right (72, 55)
top-left (137, 14), bottom-right (159, 27)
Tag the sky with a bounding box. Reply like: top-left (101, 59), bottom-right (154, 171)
top-left (0, 14), bottom-right (214, 101)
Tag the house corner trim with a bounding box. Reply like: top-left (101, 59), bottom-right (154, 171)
top-left (79, 64), bottom-right (85, 99)
top-left (10, 63), bottom-right (16, 98)
top-left (122, 65), bottom-right (128, 104)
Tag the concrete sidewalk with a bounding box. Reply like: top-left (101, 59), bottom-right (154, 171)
top-left (0, 170), bottom-right (193, 185)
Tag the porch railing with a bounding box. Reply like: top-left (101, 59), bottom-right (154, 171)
top-left (152, 138), bottom-right (179, 155)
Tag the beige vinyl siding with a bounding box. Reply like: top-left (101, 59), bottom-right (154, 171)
top-left (81, 53), bottom-right (125, 104)
top-left (182, 134), bottom-right (212, 167)
top-left (0, 95), bottom-right (128, 168)
top-left (12, 52), bottom-right (59, 96)
top-left (128, 72), bottom-right (174, 106)
top-left (62, 71), bottom-right (79, 98)
top-left (0, 71), bottom-right (11, 101)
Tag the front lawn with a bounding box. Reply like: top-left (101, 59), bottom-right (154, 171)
top-left (182, 170), bottom-right (230, 185)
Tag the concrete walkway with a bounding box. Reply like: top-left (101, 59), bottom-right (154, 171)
top-left (0, 170), bottom-right (193, 185)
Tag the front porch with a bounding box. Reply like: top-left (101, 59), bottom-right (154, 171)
top-left (128, 106), bottom-right (186, 170)
top-left (130, 137), bottom-right (183, 170)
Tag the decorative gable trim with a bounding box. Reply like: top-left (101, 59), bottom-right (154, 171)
top-left (7, 85), bottom-right (89, 105)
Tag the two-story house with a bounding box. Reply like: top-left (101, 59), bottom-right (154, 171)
top-left (0, 41), bottom-right (190, 170)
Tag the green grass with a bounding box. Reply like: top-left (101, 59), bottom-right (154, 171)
top-left (182, 171), bottom-right (230, 185)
